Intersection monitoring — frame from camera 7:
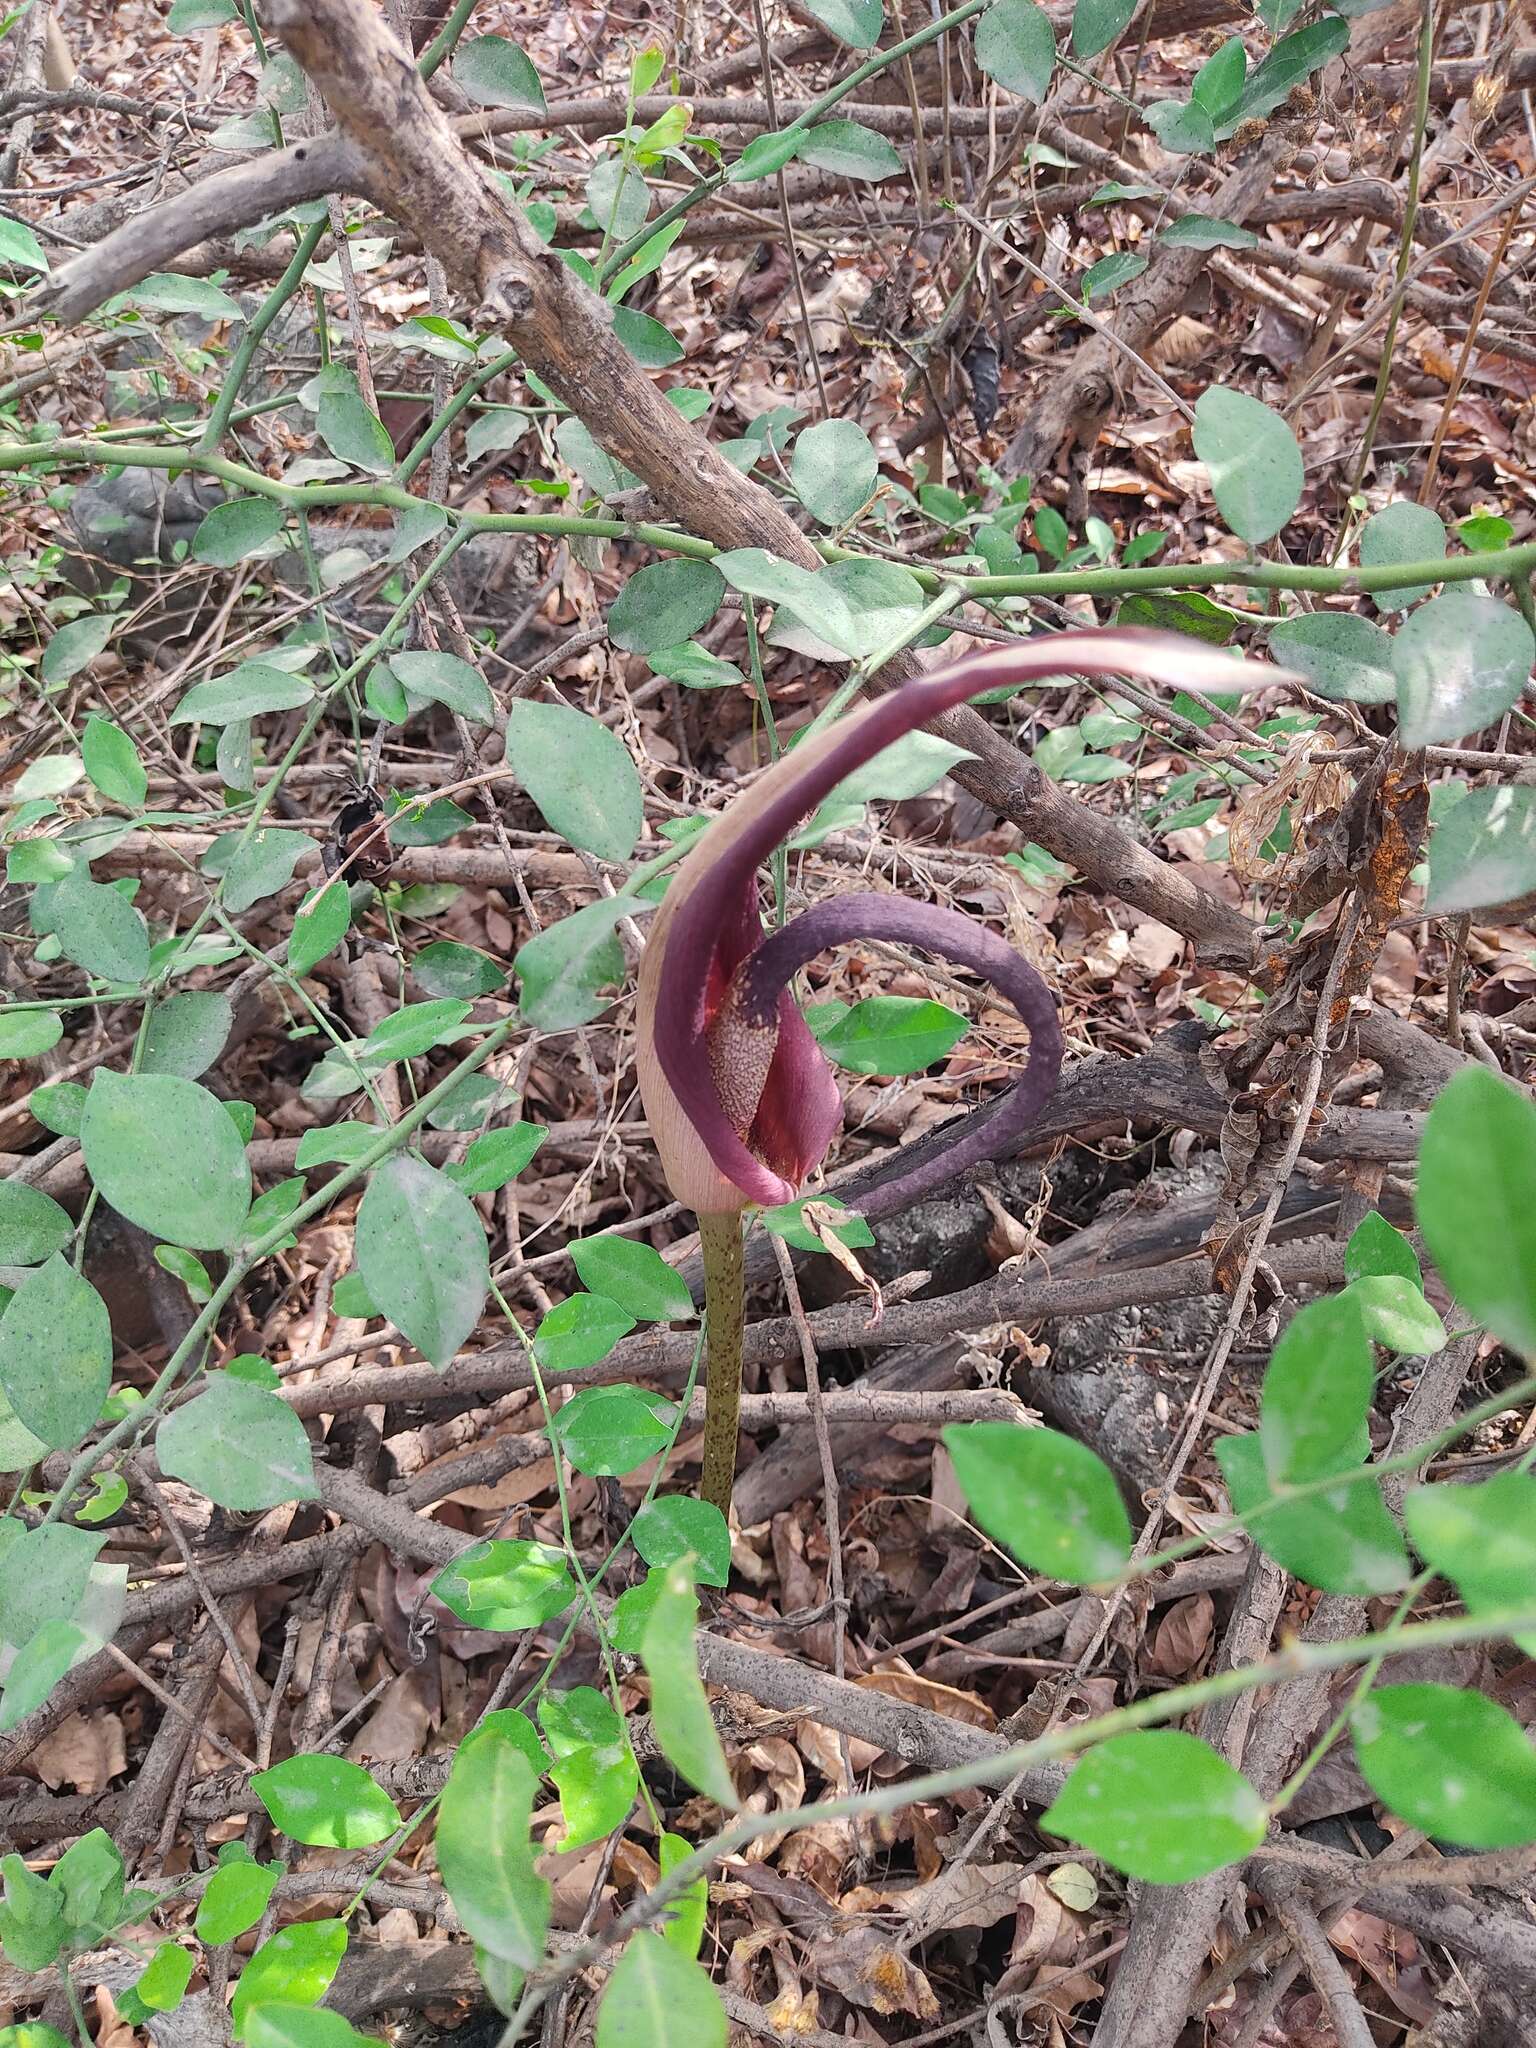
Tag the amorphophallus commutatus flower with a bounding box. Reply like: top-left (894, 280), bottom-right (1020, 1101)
top-left (635, 628), bottom-right (1295, 1509)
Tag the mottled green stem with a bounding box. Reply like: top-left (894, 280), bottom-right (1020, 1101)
top-left (698, 1210), bottom-right (746, 1515)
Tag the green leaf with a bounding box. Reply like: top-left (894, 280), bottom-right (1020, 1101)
top-left (504, 701), bottom-right (642, 861)
top-left (142, 990), bottom-right (233, 1078)
top-left (808, 995), bottom-right (967, 1076)
top-left (1222, 16), bottom-right (1349, 135)
top-left (1193, 386), bottom-right (1303, 544)
top-left (791, 418), bottom-right (878, 527)
top-left (0, 1185), bottom-right (71, 1267)
top-left (0, 1256), bottom-right (110, 1451)
top-left (552, 1385), bottom-right (668, 1474)
top-left (1348, 1273), bottom-right (1445, 1355)
top-left (193, 498), bottom-right (288, 567)
top-left (0, 1523), bottom-right (103, 1652)
top-left (290, 880), bottom-right (351, 977)
top-left (431, 1539), bottom-right (577, 1632)
top-left (295, 1124), bottom-right (378, 1170)
top-left (1082, 250), bottom-right (1147, 300)
top-left (454, 33), bottom-right (546, 110)
top-left (1071, 0), bottom-right (1136, 56)
top-left (642, 1562), bottom-right (738, 1808)
top-left (1345, 1212), bottom-right (1421, 1288)
top-left (1267, 613), bottom-right (1396, 704)
top-left (355, 1155), bottom-right (488, 1370)
top-left (1192, 33), bottom-right (1247, 118)
top-left (159, 1373), bottom-right (318, 1511)
top-left (437, 1729), bottom-right (549, 1966)
top-left (0, 217), bottom-right (50, 276)
top-left (40, 615), bottom-right (112, 684)
top-left (1041, 1731), bottom-right (1266, 1881)
top-left (1159, 214), bottom-right (1258, 250)
top-left (760, 1197), bottom-right (875, 1255)
top-left (942, 1422), bottom-right (1131, 1584)
top-left (316, 390), bottom-right (394, 475)
top-left (797, 119), bottom-right (904, 182)
top-left (1459, 512), bottom-right (1514, 550)
top-left (831, 729), bottom-right (974, 805)
top-left (1427, 784), bottom-right (1536, 915)
top-left (631, 1497), bottom-right (730, 1588)
top-left (168, 0), bottom-right (238, 26)
top-left (1143, 98), bottom-right (1214, 154)
top-left (1217, 1431), bottom-right (1410, 1596)
top-left (533, 1292), bottom-right (637, 1372)
top-left (387, 498), bottom-right (450, 559)
top-left (1359, 500), bottom-right (1447, 612)
top-left (207, 827), bottom-right (309, 913)
top-left (133, 1943), bottom-right (194, 2013)
top-left (0, 1010), bottom-right (65, 1060)
top-left (609, 561), bottom-right (725, 655)
top-left (540, 1687), bottom-right (640, 1850)
top-left (1352, 1683), bottom-right (1536, 1847)
top-left (657, 1833), bottom-right (708, 1959)
top-left (81, 1069), bottom-right (251, 1251)
top-left (121, 272), bottom-right (242, 318)
top-left (713, 548), bottom-right (861, 657)
top-left (446, 1123), bottom-right (546, 1195)
top-left (1417, 1066), bottom-right (1536, 1353)
top-left (729, 130), bottom-right (803, 182)
top-left (195, 1856), bottom-right (281, 1944)
top-left (1259, 1291), bottom-right (1373, 1487)
top-left (555, 416), bottom-right (641, 500)
top-left (569, 1236), bottom-right (693, 1322)
top-left (386, 649), bottom-right (495, 725)
top-left (974, 0), bottom-right (1057, 101)
top-left (596, 1932), bottom-right (726, 2048)
top-left (81, 718), bottom-right (147, 810)
top-left (611, 307), bottom-right (683, 368)
top-left (50, 1827), bottom-right (124, 1934)
top-left (0, 1621), bottom-right (94, 1730)
top-left (48, 871), bottom-right (149, 984)
top-left (251, 1756), bottom-right (402, 1849)
top-left (0, 1853), bottom-right (68, 1971)
top-left (800, 0), bottom-right (883, 46)
top-left (156, 1243), bottom-right (213, 1300)
top-left (361, 999), bottom-right (473, 1064)
top-left (173, 663), bottom-right (315, 724)
top-left (513, 899), bottom-right (630, 1029)
top-left (1405, 1471), bottom-right (1536, 1655)
top-left (231, 1919), bottom-right (348, 2038)
top-left (411, 941), bottom-right (502, 999)
top-left (647, 643), bottom-right (744, 691)
top-left (244, 2008), bottom-right (379, 2048)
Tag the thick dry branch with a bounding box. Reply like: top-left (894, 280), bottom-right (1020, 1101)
top-left (36, 136), bottom-right (357, 325)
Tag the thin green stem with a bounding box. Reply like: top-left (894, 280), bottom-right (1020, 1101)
top-left (199, 218), bottom-right (329, 453)
top-left (1268, 1570), bottom-right (1432, 1820)
top-left (9, 438), bottom-right (1532, 602)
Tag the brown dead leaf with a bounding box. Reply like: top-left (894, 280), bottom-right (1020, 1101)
top-left (1146, 1591), bottom-right (1215, 1678)
top-left (856, 1661), bottom-right (997, 1731)
top-left (845, 1861), bottom-right (1024, 1935)
top-left (802, 1925), bottom-right (940, 2019)
top-left (30, 1711), bottom-right (126, 1793)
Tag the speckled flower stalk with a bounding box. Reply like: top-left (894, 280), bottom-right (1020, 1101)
top-left (637, 628), bottom-right (1297, 1512)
